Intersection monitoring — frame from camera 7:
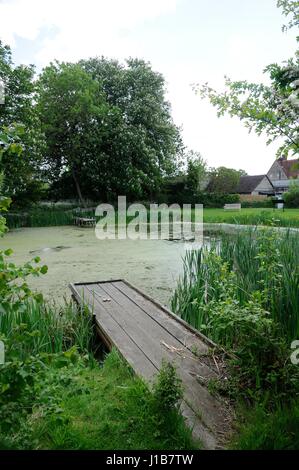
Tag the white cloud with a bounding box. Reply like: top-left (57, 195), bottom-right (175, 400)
top-left (0, 0), bottom-right (296, 174)
top-left (0, 0), bottom-right (179, 63)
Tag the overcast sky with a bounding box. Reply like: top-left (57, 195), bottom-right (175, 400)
top-left (0, 0), bottom-right (297, 174)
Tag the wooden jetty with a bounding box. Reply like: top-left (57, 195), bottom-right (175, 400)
top-left (73, 216), bottom-right (96, 227)
top-left (70, 279), bottom-right (232, 449)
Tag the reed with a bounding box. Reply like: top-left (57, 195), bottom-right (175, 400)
top-left (172, 228), bottom-right (299, 341)
top-left (0, 299), bottom-right (94, 359)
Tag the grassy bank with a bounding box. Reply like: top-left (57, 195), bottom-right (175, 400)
top-left (202, 207), bottom-right (299, 227)
top-left (0, 298), bottom-right (196, 450)
top-left (172, 228), bottom-right (299, 449)
top-left (27, 350), bottom-right (195, 450)
top-left (6, 207), bottom-right (299, 229)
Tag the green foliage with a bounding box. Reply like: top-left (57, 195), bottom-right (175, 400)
top-left (0, 124), bottom-right (24, 233)
top-left (202, 207), bottom-right (299, 227)
top-left (0, 346), bottom-right (196, 450)
top-left (0, 42), bottom-right (45, 205)
top-left (277, 0), bottom-right (299, 33)
top-left (6, 208), bottom-right (75, 228)
top-left (233, 401), bottom-right (299, 450)
top-left (21, 350), bottom-right (196, 451)
top-left (0, 247), bottom-right (48, 314)
top-left (207, 166), bottom-right (246, 193)
top-left (200, 192), bottom-right (240, 207)
top-left (198, 1), bottom-right (299, 159)
top-left (152, 361), bottom-right (183, 412)
top-left (160, 162), bottom-right (245, 206)
top-left (172, 228), bottom-right (299, 406)
top-left (284, 180), bottom-right (299, 207)
top-left (38, 58), bottom-right (182, 203)
top-left (240, 199), bottom-right (273, 208)
top-left (0, 299), bottom-right (94, 359)
top-left (37, 62), bottom-right (108, 205)
top-left (160, 178), bottom-right (240, 206)
top-left (0, 291), bottom-right (93, 448)
top-left (185, 150), bottom-right (208, 194)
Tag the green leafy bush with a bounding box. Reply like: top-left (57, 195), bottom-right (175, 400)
top-left (284, 181), bottom-right (299, 208)
top-left (172, 228), bottom-right (299, 404)
top-left (152, 361), bottom-right (183, 412)
top-left (241, 199), bottom-right (273, 208)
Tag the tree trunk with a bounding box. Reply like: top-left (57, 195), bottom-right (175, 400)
top-left (72, 168), bottom-right (85, 207)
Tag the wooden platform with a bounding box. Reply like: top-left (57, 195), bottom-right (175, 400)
top-left (73, 216), bottom-right (96, 227)
top-left (70, 279), bottom-right (231, 449)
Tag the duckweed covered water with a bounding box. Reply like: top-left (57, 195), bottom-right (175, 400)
top-left (2, 226), bottom-right (206, 305)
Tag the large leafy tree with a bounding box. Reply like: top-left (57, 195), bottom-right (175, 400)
top-left (0, 42), bottom-right (44, 206)
top-left (80, 57), bottom-right (183, 201)
top-left (37, 62), bottom-right (111, 204)
top-left (198, 1), bottom-right (299, 159)
top-left (39, 58), bottom-right (182, 202)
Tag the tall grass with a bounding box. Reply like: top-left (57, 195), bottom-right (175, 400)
top-left (6, 210), bottom-right (74, 228)
top-left (6, 208), bottom-right (100, 228)
top-left (220, 229), bottom-right (299, 339)
top-left (172, 228), bottom-right (299, 341)
top-left (0, 299), bottom-right (95, 359)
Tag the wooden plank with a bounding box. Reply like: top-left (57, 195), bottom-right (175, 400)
top-left (113, 280), bottom-right (211, 355)
top-left (84, 283), bottom-right (171, 373)
top-left (71, 284), bottom-right (157, 380)
top-left (120, 279), bottom-right (218, 349)
top-left (100, 282), bottom-right (216, 379)
top-left (82, 282), bottom-right (225, 436)
top-left (70, 280), bottom-right (231, 449)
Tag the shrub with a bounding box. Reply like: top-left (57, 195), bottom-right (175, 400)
top-left (284, 181), bottom-right (299, 208)
top-left (241, 199), bottom-right (273, 208)
top-left (172, 228), bottom-right (299, 404)
top-left (152, 361), bottom-right (183, 412)
top-left (158, 182), bottom-right (240, 207)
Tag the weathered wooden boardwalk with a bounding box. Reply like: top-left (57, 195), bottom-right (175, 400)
top-left (70, 279), bottom-right (231, 449)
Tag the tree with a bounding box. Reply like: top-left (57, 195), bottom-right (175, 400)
top-left (185, 150), bottom-right (208, 193)
top-left (39, 58), bottom-right (183, 203)
top-left (0, 125), bottom-right (23, 234)
top-left (284, 179), bottom-right (299, 207)
top-left (80, 57), bottom-right (183, 201)
top-left (198, 1), bottom-right (299, 159)
top-left (0, 41), bottom-right (44, 206)
top-left (277, 0), bottom-right (299, 33)
top-left (207, 166), bottom-right (246, 193)
top-left (37, 62), bottom-right (110, 205)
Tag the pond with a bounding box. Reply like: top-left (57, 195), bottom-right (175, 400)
top-left (2, 226), bottom-right (212, 306)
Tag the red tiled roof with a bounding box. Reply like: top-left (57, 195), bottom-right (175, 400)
top-left (278, 159), bottom-right (299, 178)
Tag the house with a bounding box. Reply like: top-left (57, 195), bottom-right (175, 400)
top-left (267, 157), bottom-right (299, 194)
top-left (236, 175), bottom-right (274, 196)
top-left (236, 158), bottom-right (299, 198)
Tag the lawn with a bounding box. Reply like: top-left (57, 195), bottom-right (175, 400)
top-left (202, 208), bottom-right (299, 228)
